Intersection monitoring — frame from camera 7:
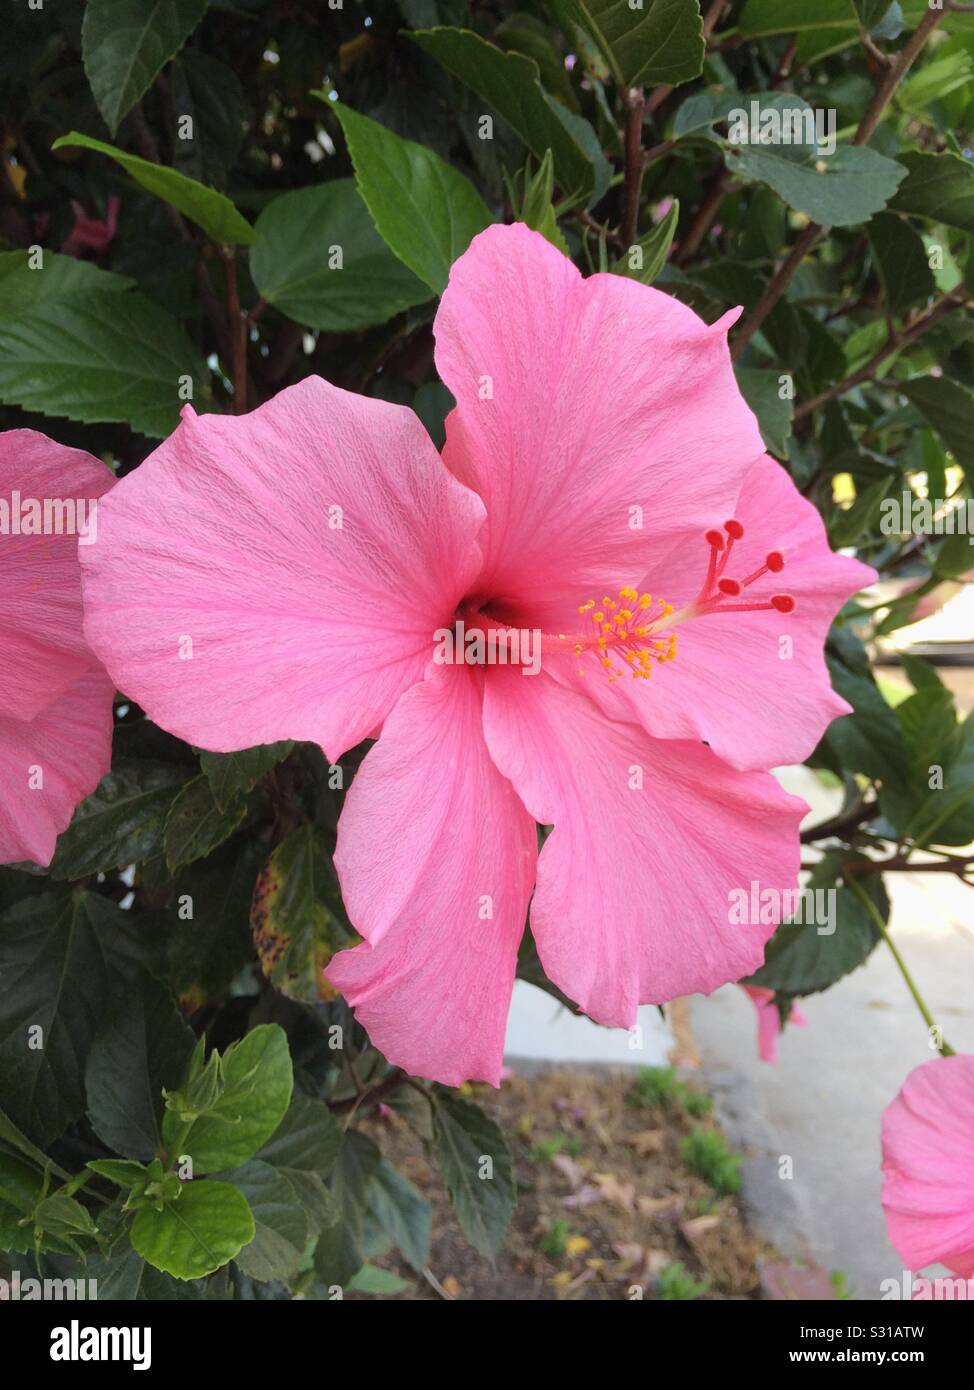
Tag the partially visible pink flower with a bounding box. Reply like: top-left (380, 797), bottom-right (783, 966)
top-left (0, 430), bottom-right (116, 866)
top-left (61, 194), bottom-right (120, 258)
top-left (80, 224), bottom-right (872, 1086)
top-left (882, 1055), bottom-right (974, 1277)
top-left (739, 984), bottom-right (807, 1063)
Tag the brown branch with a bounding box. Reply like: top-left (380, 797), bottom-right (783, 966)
top-left (853, 2), bottom-right (944, 147)
top-left (622, 86), bottom-right (646, 247)
top-left (771, 36), bottom-right (799, 89)
top-left (731, 223), bottom-right (821, 361)
top-left (730, 6), bottom-right (944, 362)
top-left (674, 166), bottom-right (730, 265)
top-left (794, 294), bottom-right (963, 420)
top-left (802, 856), bottom-right (974, 880)
top-left (327, 1070), bottom-right (405, 1117)
top-left (223, 250), bottom-right (247, 414)
top-left (799, 799), bottom-right (878, 844)
top-left (643, 137), bottom-right (678, 165)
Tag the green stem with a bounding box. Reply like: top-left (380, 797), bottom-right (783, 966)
top-left (847, 877), bottom-right (955, 1056)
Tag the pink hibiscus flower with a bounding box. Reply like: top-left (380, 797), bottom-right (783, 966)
top-left (739, 984), bottom-right (807, 1063)
top-left (60, 194), bottom-right (120, 259)
top-left (882, 1055), bottom-right (974, 1277)
top-left (79, 224), bottom-right (872, 1086)
top-left (0, 430), bottom-right (115, 866)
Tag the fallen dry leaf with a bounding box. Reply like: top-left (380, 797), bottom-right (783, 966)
top-left (681, 1214), bottom-right (722, 1241)
top-left (551, 1153), bottom-right (587, 1189)
top-left (626, 1129), bottom-right (664, 1156)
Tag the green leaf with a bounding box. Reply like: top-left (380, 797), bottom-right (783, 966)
top-left (164, 837), bottom-right (267, 997)
top-left (748, 853), bottom-right (888, 995)
top-left (934, 530), bottom-right (974, 581)
top-left (414, 381), bottom-right (455, 450)
top-left (0, 1102), bottom-right (60, 1172)
top-left (867, 212), bottom-right (936, 315)
top-left (226, 1159), bottom-right (308, 1283)
top-left (313, 1131), bottom-right (380, 1287)
top-left (519, 151), bottom-right (571, 254)
top-left (673, 88), bottom-right (741, 139)
top-left (257, 1090), bottom-right (343, 1177)
top-left (328, 100), bottom-right (491, 295)
top-left (82, 0), bottom-right (208, 134)
top-left (723, 101), bottom-right (906, 226)
top-left (53, 133), bottom-right (255, 246)
top-left (130, 1179), bottom-right (254, 1280)
top-left (250, 825), bottom-right (360, 1005)
top-left (87, 1158), bottom-right (151, 1189)
top-left (898, 50), bottom-right (974, 117)
top-left (86, 974), bottom-right (195, 1161)
top-left (365, 1158), bottom-right (431, 1273)
top-left (250, 181), bottom-right (430, 331)
top-left (899, 376), bottom-right (974, 489)
top-left (33, 1193), bottom-right (98, 1239)
top-left (0, 892), bottom-right (148, 1145)
top-left (0, 1152), bottom-right (46, 1254)
top-left (735, 366), bottom-right (793, 459)
top-left (823, 655), bottom-right (911, 790)
top-left (890, 151), bottom-right (974, 234)
top-left (828, 475), bottom-right (894, 548)
top-left (199, 742), bottom-right (294, 813)
top-left (163, 775), bottom-right (247, 873)
top-left (551, 0), bottom-right (705, 88)
top-left (738, 0), bottom-right (859, 37)
top-left (432, 1094), bottom-right (515, 1257)
top-left (854, 0), bottom-right (894, 29)
top-left (613, 200), bottom-right (679, 284)
top-left (82, 1246), bottom-right (149, 1300)
top-left (164, 1025), bottom-right (293, 1175)
top-left (50, 761), bottom-right (191, 880)
top-left (882, 703), bottom-right (974, 847)
top-left (256, 1091), bottom-right (342, 1236)
top-left (347, 1264), bottom-right (412, 1295)
top-left (409, 28), bottom-right (610, 205)
top-left (0, 249), bottom-right (133, 306)
top-left (169, 51), bottom-right (246, 191)
top-left (0, 254), bottom-right (207, 439)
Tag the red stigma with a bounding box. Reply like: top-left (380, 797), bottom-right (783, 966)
top-left (724, 519), bottom-right (744, 540)
top-left (766, 551), bottom-right (784, 573)
top-left (704, 529), bottom-right (724, 549)
top-left (771, 594), bottom-right (796, 613)
top-left (717, 577), bottom-right (741, 596)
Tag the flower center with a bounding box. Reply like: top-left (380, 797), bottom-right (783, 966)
top-left (570, 518), bottom-right (796, 683)
top-left (452, 520), bottom-right (795, 681)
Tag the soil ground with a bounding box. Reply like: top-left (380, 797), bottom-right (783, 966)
top-left (360, 1066), bottom-right (771, 1301)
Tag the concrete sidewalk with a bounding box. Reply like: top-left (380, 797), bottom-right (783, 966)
top-left (689, 767), bottom-right (974, 1300)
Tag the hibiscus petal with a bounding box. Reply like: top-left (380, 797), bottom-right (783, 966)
top-left (433, 223), bottom-right (765, 629)
top-left (0, 429), bottom-right (114, 722)
top-left (564, 454), bottom-right (875, 770)
top-left (80, 379), bottom-right (485, 762)
top-left (326, 666), bottom-right (536, 1086)
top-left (483, 669), bottom-right (807, 1025)
top-left (882, 1054), bottom-right (974, 1276)
top-left (0, 669), bottom-right (115, 867)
